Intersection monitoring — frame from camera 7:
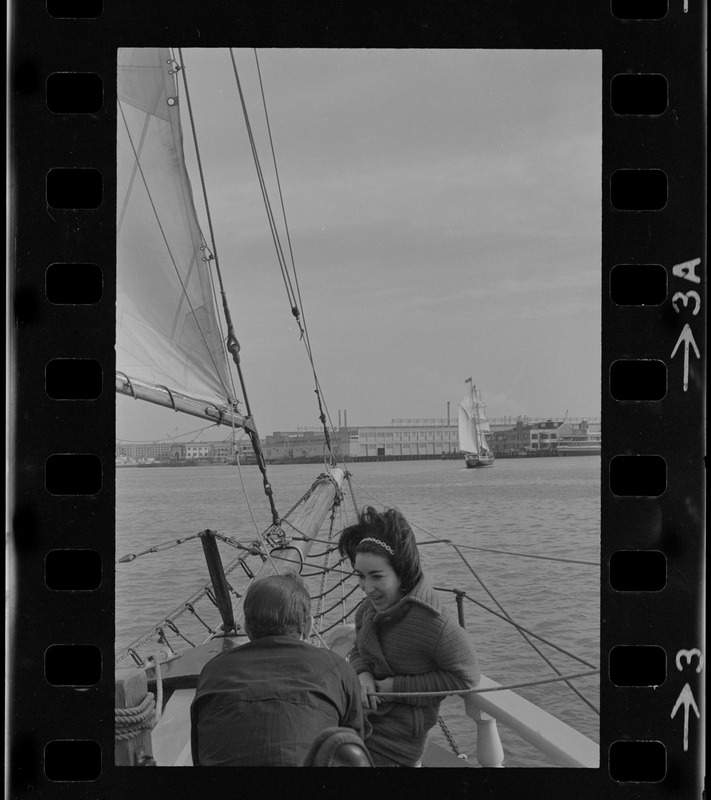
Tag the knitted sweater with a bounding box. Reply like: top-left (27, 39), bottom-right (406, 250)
top-left (348, 575), bottom-right (480, 766)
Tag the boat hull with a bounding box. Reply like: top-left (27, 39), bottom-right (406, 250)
top-left (464, 454), bottom-right (495, 468)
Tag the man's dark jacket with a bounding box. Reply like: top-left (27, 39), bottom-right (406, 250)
top-left (190, 635), bottom-right (364, 766)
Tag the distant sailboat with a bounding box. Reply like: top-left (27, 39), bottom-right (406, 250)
top-left (458, 378), bottom-right (495, 468)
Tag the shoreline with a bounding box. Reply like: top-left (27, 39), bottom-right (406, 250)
top-left (116, 450), bottom-right (600, 468)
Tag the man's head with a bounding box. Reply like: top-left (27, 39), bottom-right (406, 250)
top-left (242, 573), bottom-right (313, 641)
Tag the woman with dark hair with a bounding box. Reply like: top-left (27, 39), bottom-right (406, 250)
top-left (338, 506), bottom-right (480, 767)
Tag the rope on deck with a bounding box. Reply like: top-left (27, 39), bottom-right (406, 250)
top-left (114, 692), bottom-right (156, 741)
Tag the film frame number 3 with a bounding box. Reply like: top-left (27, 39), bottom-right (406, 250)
top-left (671, 649), bottom-right (702, 752)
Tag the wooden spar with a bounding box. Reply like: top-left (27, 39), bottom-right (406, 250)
top-left (275, 467), bottom-right (345, 565)
top-left (231, 468), bottom-right (345, 629)
top-left (115, 372), bottom-right (253, 432)
top-left (199, 531), bottom-right (237, 633)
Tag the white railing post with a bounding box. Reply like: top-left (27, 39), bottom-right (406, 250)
top-left (463, 674), bottom-right (599, 768)
top-left (464, 696), bottom-right (505, 767)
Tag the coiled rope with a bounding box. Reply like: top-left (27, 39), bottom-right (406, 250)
top-left (114, 657), bottom-right (163, 745)
top-left (114, 692), bottom-right (156, 742)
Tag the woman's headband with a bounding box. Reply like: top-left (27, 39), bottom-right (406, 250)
top-left (358, 537), bottom-right (394, 556)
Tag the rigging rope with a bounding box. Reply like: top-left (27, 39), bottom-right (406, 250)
top-left (185, 602), bottom-right (216, 634)
top-left (368, 669), bottom-right (599, 699)
top-left (178, 48), bottom-right (281, 529)
top-left (313, 503), bottom-right (341, 631)
top-left (459, 593), bottom-right (597, 672)
top-left (227, 48), bottom-right (346, 468)
top-left (175, 49), bottom-right (239, 405)
top-left (450, 544), bottom-right (599, 714)
top-left (444, 543), bottom-right (598, 568)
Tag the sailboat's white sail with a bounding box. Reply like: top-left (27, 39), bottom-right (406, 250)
top-left (458, 394), bottom-right (480, 454)
top-left (476, 388), bottom-right (492, 435)
top-left (117, 48), bottom-right (236, 416)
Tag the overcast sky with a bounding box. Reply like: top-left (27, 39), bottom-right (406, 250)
top-left (117, 47), bottom-right (601, 443)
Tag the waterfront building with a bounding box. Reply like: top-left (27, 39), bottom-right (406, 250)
top-left (354, 419), bottom-right (460, 458)
top-left (115, 438), bottom-right (252, 463)
top-left (263, 428), bottom-right (356, 461)
top-left (259, 421), bottom-right (463, 461)
top-left (527, 420), bottom-right (561, 452)
top-left (557, 420), bottom-right (601, 456)
top-left (489, 420), bottom-right (529, 455)
top-left (117, 416), bottom-right (600, 465)
top-left (116, 441), bottom-right (178, 462)
top-left (485, 418), bottom-right (601, 457)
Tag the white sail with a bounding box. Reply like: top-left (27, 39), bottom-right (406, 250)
top-left (117, 48), bottom-right (235, 412)
top-left (476, 389), bottom-right (492, 434)
top-left (458, 392), bottom-right (480, 454)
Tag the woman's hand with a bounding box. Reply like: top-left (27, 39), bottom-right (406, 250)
top-left (358, 672), bottom-right (379, 710)
top-left (374, 677), bottom-right (394, 695)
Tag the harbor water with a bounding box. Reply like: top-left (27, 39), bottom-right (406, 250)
top-left (116, 456), bottom-right (600, 767)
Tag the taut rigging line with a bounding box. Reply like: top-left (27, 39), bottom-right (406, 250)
top-left (178, 47), bottom-right (280, 527)
top-left (229, 47), bottom-right (344, 466)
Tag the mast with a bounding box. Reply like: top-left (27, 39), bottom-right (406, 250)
top-left (471, 382), bottom-right (481, 456)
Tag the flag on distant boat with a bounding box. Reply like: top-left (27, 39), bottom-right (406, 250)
top-left (465, 377), bottom-right (472, 383)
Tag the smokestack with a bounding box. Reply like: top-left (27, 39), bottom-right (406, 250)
top-left (447, 402), bottom-right (450, 424)
top-left (338, 410), bottom-right (342, 428)
top-left (344, 409), bottom-right (348, 427)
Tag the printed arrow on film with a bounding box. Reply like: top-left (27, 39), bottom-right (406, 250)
top-left (670, 324), bottom-right (701, 392)
top-left (671, 683), bottom-right (700, 752)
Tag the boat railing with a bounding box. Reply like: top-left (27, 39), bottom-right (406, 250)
top-left (462, 676), bottom-right (599, 767)
top-left (419, 538), bottom-right (599, 767)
